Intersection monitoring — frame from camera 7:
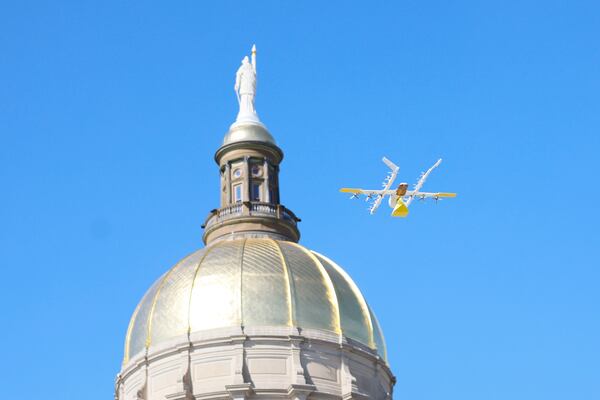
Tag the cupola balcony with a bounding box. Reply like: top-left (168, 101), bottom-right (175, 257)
top-left (202, 201), bottom-right (301, 244)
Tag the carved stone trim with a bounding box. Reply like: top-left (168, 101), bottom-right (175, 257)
top-left (226, 383), bottom-right (254, 400)
top-left (287, 384), bottom-right (316, 400)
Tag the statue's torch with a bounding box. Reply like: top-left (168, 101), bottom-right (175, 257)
top-left (251, 44), bottom-right (257, 73)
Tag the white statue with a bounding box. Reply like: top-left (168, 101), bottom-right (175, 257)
top-left (234, 45), bottom-right (260, 124)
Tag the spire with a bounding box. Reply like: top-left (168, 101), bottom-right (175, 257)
top-left (202, 46), bottom-right (300, 245)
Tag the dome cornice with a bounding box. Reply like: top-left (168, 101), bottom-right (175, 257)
top-left (215, 137), bottom-right (283, 165)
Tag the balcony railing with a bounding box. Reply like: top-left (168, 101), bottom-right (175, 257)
top-left (202, 202), bottom-right (300, 229)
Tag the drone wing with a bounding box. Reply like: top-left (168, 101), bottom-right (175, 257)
top-left (368, 157), bottom-right (400, 214)
top-left (339, 188), bottom-right (393, 196)
top-left (405, 191), bottom-right (457, 200)
top-left (340, 156), bottom-right (399, 215)
top-left (406, 158), bottom-right (442, 206)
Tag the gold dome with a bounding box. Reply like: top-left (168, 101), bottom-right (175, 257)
top-left (124, 238), bottom-right (387, 364)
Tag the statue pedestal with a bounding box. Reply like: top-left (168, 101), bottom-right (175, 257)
top-left (231, 113), bottom-right (265, 129)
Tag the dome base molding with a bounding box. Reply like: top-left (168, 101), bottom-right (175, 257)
top-left (117, 328), bottom-right (394, 400)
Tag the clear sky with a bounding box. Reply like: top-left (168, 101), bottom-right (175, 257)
top-left (1, 1), bottom-right (599, 399)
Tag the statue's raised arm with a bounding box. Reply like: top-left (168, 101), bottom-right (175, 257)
top-left (233, 45), bottom-right (260, 125)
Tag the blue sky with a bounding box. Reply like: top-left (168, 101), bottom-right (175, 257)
top-left (1, 1), bottom-right (599, 399)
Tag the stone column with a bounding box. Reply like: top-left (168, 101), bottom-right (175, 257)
top-left (243, 156), bottom-right (250, 202)
top-left (263, 158), bottom-right (270, 203)
top-left (274, 165), bottom-right (280, 204)
top-left (224, 163), bottom-right (231, 206)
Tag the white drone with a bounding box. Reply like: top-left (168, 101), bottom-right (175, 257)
top-left (340, 157), bottom-right (456, 218)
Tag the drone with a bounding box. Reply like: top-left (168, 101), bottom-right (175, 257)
top-left (340, 157), bottom-right (456, 218)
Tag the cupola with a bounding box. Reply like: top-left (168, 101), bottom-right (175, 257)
top-left (202, 47), bottom-right (300, 245)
